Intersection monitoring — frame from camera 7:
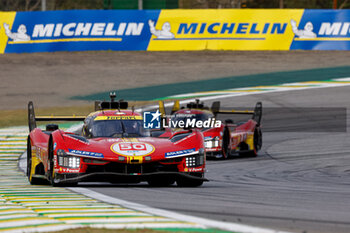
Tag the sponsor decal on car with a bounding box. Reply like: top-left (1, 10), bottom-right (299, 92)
top-left (165, 148), bottom-right (196, 158)
top-left (188, 167), bottom-right (203, 172)
top-left (111, 142), bottom-right (155, 156)
top-left (107, 138), bottom-right (121, 142)
top-left (57, 167), bottom-right (80, 173)
top-left (68, 149), bottom-right (104, 158)
top-left (94, 116), bottom-right (143, 121)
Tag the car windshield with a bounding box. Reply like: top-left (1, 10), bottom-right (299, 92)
top-left (90, 120), bottom-right (150, 138)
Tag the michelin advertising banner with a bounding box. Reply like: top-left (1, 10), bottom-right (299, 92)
top-left (0, 9), bottom-right (349, 53)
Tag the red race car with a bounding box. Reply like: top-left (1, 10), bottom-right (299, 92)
top-left (27, 94), bottom-right (207, 187)
top-left (155, 100), bottom-right (262, 159)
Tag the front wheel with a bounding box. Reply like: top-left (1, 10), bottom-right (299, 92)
top-left (47, 138), bottom-right (60, 186)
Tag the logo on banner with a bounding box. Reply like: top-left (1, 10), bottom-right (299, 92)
top-left (151, 22), bottom-right (288, 38)
top-left (290, 19), bottom-right (316, 39)
top-left (291, 19), bottom-right (350, 39)
top-left (148, 20), bottom-right (175, 39)
top-left (4, 22), bottom-right (145, 44)
top-left (3, 23), bottom-right (30, 42)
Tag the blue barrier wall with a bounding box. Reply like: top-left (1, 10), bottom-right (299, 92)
top-left (2, 10), bottom-right (160, 53)
top-left (291, 10), bottom-right (350, 50)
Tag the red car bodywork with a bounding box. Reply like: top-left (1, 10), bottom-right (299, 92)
top-left (156, 101), bottom-right (262, 159)
top-left (27, 104), bottom-right (207, 187)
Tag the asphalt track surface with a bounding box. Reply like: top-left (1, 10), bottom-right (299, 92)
top-left (78, 86), bottom-right (350, 233)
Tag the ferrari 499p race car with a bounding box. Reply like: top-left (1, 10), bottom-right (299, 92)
top-left (27, 94), bottom-right (207, 187)
top-left (155, 100), bottom-right (262, 159)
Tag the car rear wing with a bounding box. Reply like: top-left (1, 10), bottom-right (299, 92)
top-left (28, 101), bottom-right (86, 132)
top-left (211, 101), bottom-right (262, 126)
top-left (158, 100), bottom-right (182, 118)
top-left (158, 101), bottom-right (166, 118)
top-left (94, 92), bottom-right (129, 111)
top-left (158, 100), bottom-right (262, 126)
top-left (94, 100), bottom-right (128, 111)
top-left (171, 100), bottom-right (180, 115)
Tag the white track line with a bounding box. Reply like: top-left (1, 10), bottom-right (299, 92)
top-left (69, 187), bottom-right (290, 233)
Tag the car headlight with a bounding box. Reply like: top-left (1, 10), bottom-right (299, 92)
top-left (205, 137), bottom-right (220, 148)
top-left (185, 148), bottom-right (205, 168)
top-left (205, 140), bottom-right (213, 148)
top-left (185, 156), bottom-right (196, 167)
top-left (68, 156), bottom-right (80, 168)
top-left (57, 149), bottom-right (80, 169)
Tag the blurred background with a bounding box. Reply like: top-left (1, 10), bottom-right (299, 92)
top-left (0, 0), bottom-right (349, 11)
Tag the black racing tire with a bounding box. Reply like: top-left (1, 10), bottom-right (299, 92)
top-left (47, 138), bottom-right (60, 187)
top-left (221, 128), bottom-right (230, 159)
top-left (245, 128), bottom-right (262, 157)
top-left (177, 178), bottom-right (203, 187)
top-left (27, 137), bottom-right (45, 185)
top-left (255, 127), bottom-right (262, 151)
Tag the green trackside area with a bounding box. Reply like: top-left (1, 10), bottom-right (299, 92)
top-left (73, 66), bottom-right (350, 101)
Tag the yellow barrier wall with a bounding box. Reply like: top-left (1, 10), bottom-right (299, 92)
top-left (148, 9), bottom-right (304, 51)
top-left (0, 12), bottom-right (16, 53)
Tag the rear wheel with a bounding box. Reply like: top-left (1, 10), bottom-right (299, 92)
top-left (245, 128), bottom-right (262, 157)
top-left (256, 127), bottom-right (262, 151)
top-left (27, 138), bottom-right (45, 185)
top-left (221, 129), bottom-right (230, 159)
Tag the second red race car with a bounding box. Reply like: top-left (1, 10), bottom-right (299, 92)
top-left (27, 94), bottom-right (207, 187)
top-left (155, 100), bottom-right (262, 159)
